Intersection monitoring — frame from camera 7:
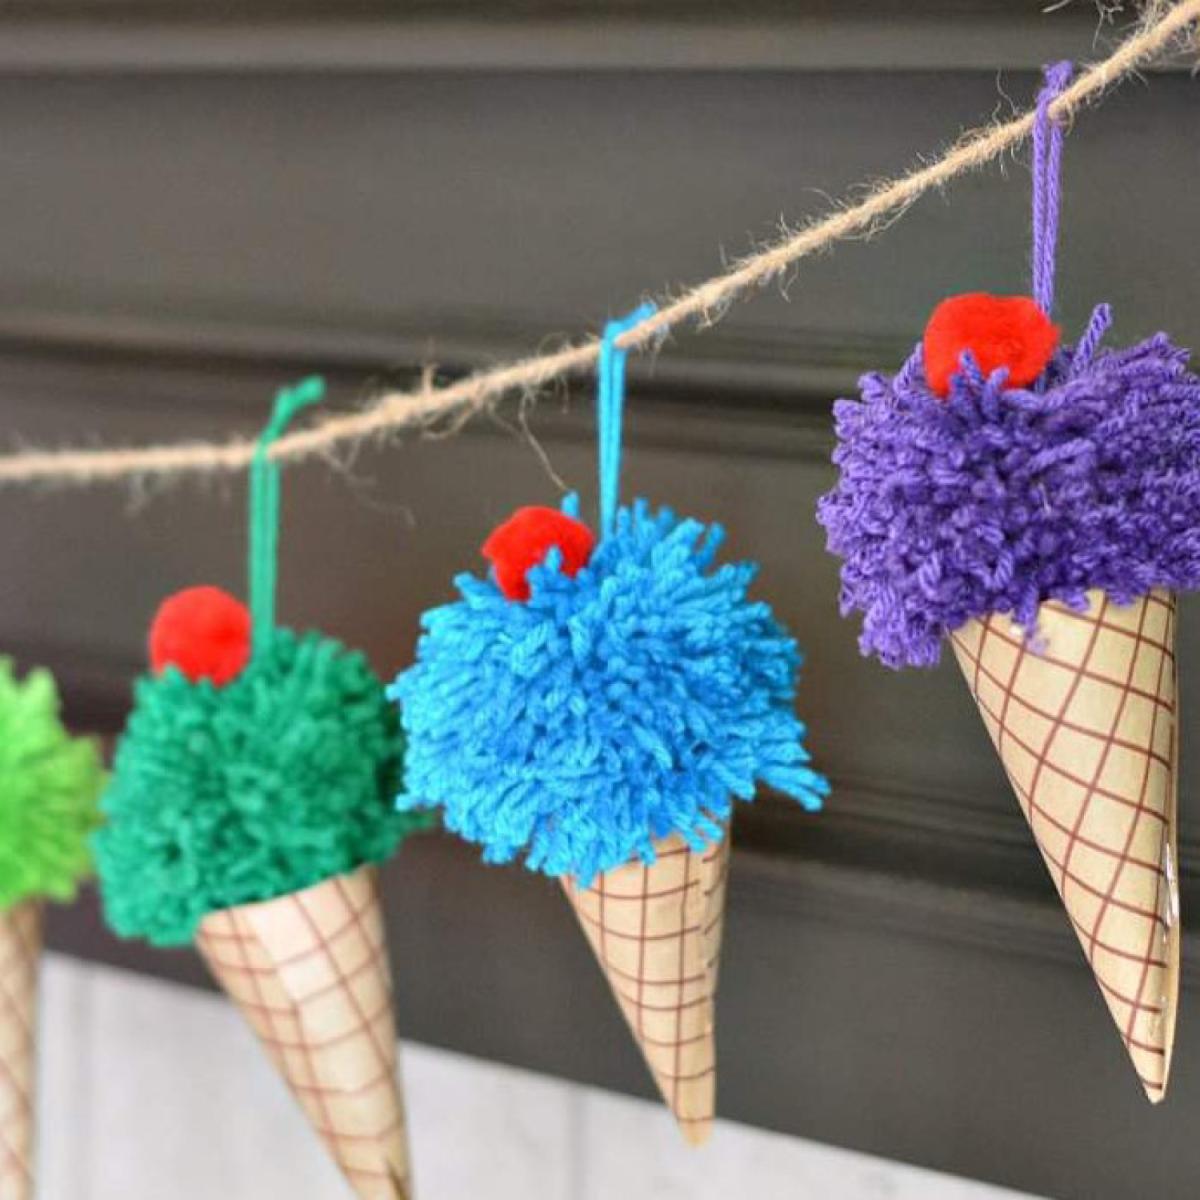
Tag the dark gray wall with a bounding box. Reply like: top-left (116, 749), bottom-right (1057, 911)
top-left (2, 5), bottom-right (1198, 1198)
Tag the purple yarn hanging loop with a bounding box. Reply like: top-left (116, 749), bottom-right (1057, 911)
top-left (1031, 61), bottom-right (1073, 315)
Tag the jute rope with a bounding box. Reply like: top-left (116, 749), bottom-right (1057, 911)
top-left (1, 0), bottom-right (1197, 488)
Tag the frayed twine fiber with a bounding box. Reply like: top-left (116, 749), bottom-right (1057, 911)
top-left (1, 0), bottom-right (1198, 489)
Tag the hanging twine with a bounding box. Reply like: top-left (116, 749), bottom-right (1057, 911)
top-left (0, 0), bottom-right (1197, 490)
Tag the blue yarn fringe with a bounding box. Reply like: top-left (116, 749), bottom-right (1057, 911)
top-left (390, 496), bottom-right (827, 884)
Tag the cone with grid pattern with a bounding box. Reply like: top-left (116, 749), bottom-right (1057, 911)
top-left (0, 900), bottom-right (40, 1200)
top-left (950, 588), bottom-right (1179, 1101)
top-left (562, 832), bottom-right (730, 1144)
top-left (197, 865), bottom-right (412, 1199)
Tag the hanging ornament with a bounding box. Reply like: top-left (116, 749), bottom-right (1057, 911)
top-left (391, 303), bottom-right (827, 1144)
top-left (818, 62), bottom-right (1199, 1103)
top-left (94, 377), bottom-right (430, 1199)
top-left (0, 659), bottom-right (103, 1200)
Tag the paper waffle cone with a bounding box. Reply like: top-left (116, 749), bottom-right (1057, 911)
top-left (950, 588), bottom-right (1179, 1102)
top-left (0, 900), bottom-right (41, 1200)
top-left (196, 866), bottom-right (412, 1199)
top-left (562, 832), bottom-right (729, 1145)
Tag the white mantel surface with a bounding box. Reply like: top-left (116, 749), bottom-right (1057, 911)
top-left (35, 954), bottom-right (1040, 1199)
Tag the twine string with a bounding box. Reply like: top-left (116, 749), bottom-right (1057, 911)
top-left (0, 0), bottom-right (1196, 489)
top-left (248, 375), bottom-right (326, 653)
top-left (1031, 60), bottom-right (1074, 314)
top-left (598, 302), bottom-right (657, 540)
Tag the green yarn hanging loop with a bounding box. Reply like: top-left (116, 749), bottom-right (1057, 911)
top-left (249, 375), bottom-right (326, 655)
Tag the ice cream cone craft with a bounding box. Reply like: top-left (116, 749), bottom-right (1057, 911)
top-left (95, 378), bottom-right (431, 1200)
top-left (562, 834), bottom-right (730, 1145)
top-left (196, 867), bottom-right (410, 1199)
top-left (391, 305), bottom-right (827, 1143)
top-left (0, 660), bottom-right (104, 1200)
top-left (950, 590), bottom-right (1179, 1101)
top-left (818, 64), bottom-right (1200, 1100)
top-left (0, 900), bottom-right (40, 1200)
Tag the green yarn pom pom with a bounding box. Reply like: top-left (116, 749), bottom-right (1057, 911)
top-left (95, 629), bottom-right (427, 946)
top-left (0, 658), bottom-right (104, 912)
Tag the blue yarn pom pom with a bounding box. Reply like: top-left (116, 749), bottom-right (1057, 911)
top-left (390, 495), bottom-right (827, 883)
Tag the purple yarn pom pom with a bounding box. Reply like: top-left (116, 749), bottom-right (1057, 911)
top-left (817, 304), bottom-right (1200, 668)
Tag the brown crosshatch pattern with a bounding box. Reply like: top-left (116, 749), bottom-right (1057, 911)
top-left (950, 588), bottom-right (1179, 1102)
top-left (197, 866), bottom-right (412, 1199)
top-left (563, 832), bottom-right (730, 1145)
top-left (0, 900), bottom-right (39, 1200)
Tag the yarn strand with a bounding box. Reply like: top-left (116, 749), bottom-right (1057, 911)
top-left (598, 303), bottom-right (657, 540)
top-left (248, 376), bottom-right (326, 653)
top-left (0, 0), bottom-right (1197, 489)
top-left (1031, 61), bottom-right (1074, 314)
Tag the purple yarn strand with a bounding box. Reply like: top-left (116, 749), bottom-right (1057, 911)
top-left (1070, 303), bottom-right (1114, 375)
top-left (1031, 61), bottom-right (1073, 314)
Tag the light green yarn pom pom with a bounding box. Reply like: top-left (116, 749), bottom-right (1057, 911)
top-left (0, 658), bottom-right (105, 911)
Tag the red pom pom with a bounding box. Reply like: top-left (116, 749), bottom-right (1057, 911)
top-left (482, 507), bottom-right (595, 601)
top-left (149, 586), bottom-right (252, 685)
top-left (923, 293), bottom-right (1060, 398)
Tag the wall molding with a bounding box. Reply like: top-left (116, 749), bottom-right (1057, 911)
top-left (0, 300), bottom-right (890, 416)
top-left (0, 4), bottom-right (1169, 75)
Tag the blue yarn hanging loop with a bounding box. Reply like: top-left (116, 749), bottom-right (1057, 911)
top-left (598, 302), bottom-right (657, 540)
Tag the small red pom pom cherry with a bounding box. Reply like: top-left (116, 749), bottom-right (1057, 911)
top-left (482, 507), bottom-right (595, 602)
top-left (149, 586), bottom-right (252, 685)
top-left (923, 293), bottom-right (1060, 398)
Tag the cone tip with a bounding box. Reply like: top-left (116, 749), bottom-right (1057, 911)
top-left (384, 1157), bottom-right (412, 1200)
top-left (1139, 1046), bottom-right (1171, 1105)
top-left (679, 1118), bottom-right (713, 1148)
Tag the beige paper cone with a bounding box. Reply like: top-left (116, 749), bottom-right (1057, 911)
top-left (950, 588), bottom-right (1180, 1102)
top-left (562, 833), bottom-right (729, 1145)
top-left (0, 900), bottom-right (40, 1200)
top-left (196, 866), bottom-right (412, 1199)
